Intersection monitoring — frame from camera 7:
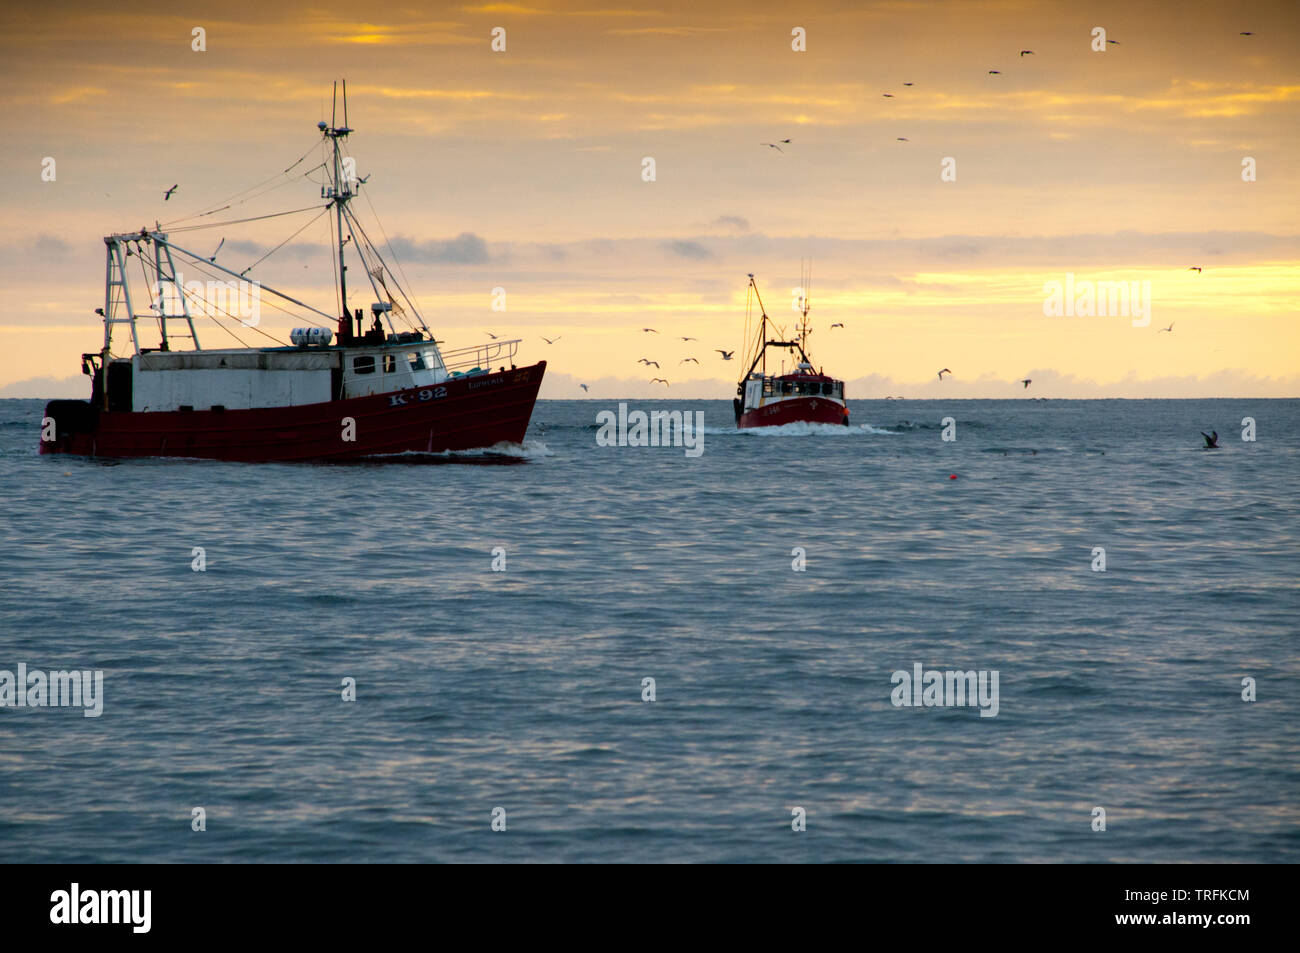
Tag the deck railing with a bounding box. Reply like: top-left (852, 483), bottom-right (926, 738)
top-left (439, 339), bottom-right (521, 374)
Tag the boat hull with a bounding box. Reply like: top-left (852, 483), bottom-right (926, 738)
top-left (737, 395), bottom-right (848, 429)
top-left (40, 361), bottom-right (546, 461)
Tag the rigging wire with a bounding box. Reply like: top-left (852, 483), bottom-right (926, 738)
top-left (135, 244), bottom-right (296, 345)
top-left (164, 203), bottom-right (329, 233)
top-left (237, 205), bottom-right (332, 278)
top-left (160, 140), bottom-right (322, 227)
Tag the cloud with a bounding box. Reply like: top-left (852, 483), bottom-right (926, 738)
top-left (708, 215), bottom-right (750, 232)
top-left (662, 240), bottom-right (713, 260)
top-left (387, 233), bottom-right (491, 264)
top-left (0, 375), bottom-right (86, 399)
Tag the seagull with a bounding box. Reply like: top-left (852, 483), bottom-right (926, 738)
top-left (208, 237), bottom-right (225, 262)
top-left (1020, 378), bottom-right (1032, 388)
top-left (579, 384), bottom-right (589, 392)
top-left (716, 349), bottom-right (735, 360)
top-left (680, 336), bottom-right (697, 341)
top-left (938, 368), bottom-right (952, 380)
top-left (541, 336), bottom-right (561, 344)
top-left (883, 93), bottom-right (894, 98)
top-left (642, 327), bottom-right (658, 333)
top-left (830, 323), bottom-right (845, 329)
top-left (1189, 266), bottom-right (1202, 273)
top-left (485, 331), bottom-right (499, 339)
top-left (897, 137), bottom-right (910, 142)
top-left (1020, 50), bottom-right (1034, 56)
top-left (638, 359), bottom-right (660, 368)
top-left (1240, 32), bottom-right (1254, 36)
top-left (680, 357), bottom-right (699, 364)
top-left (164, 184), bottom-right (178, 201)
top-left (1107, 39), bottom-right (1120, 45)
top-left (1159, 322), bottom-right (1174, 332)
top-left (902, 82), bottom-right (914, 86)
top-left (760, 142), bottom-right (784, 152)
top-left (650, 378), bottom-right (669, 386)
top-left (988, 70), bottom-right (1002, 74)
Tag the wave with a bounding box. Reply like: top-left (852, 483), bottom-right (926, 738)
top-left (702, 421), bottom-right (901, 437)
top-left (360, 439), bottom-right (554, 463)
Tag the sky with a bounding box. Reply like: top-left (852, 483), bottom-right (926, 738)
top-left (2, 0), bottom-right (1298, 399)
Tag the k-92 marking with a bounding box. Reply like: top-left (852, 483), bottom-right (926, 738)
top-left (389, 386), bottom-right (447, 407)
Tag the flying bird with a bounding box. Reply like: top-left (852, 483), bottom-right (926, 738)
top-left (485, 331), bottom-right (499, 339)
top-left (642, 327), bottom-right (658, 333)
top-left (1020, 379), bottom-right (1032, 389)
top-left (988, 70), bottom-right (1002, 75)
top-left (1158, 322), bottom-right (1174, 332)
top-left (883, 93), bottom-right (894, 98)
top-left (897, 137), bottom-right (910, 142)
top-left (760, 142), bottom-right (784, 152)
top-left (681, 357), bottom-right (699, 364)
top-left (541, 336), bottom-right (561, 344)
top-left (1107, 39), bottom-right (1120, 45)
top-left (208, 237), bottom-right (225, 262)
top-left (164, 184), bottom-right (178, 201)
top-left (1240, 32), bottom-right (1254, 36)
top-left (579, 384), bottom-right (589, 392)
top-left (902, 82), bottom-right (914, 86)
top-left (1020, 50), bottom-right (1034, 56)
top-left (1189, 266), bottom-right (1202, 273)
top-left (650, 378), bottom-right (669, 386)
top-left (679, 336), bottom-right (697, 341)
top-left (830, 323), bottom-right (845, 329)
top-left (638, 358), bottom-right (660, 368)
top-left (938, 368), bottom-right (952, 380)
top-left (716, 349), bottom-right (735, 360)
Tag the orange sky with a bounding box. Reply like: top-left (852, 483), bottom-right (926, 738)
top-left (2, 0), bottom-right (1298, 398)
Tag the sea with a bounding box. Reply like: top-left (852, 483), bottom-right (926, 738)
top-left (0, 397), bottom-right (1296, 863)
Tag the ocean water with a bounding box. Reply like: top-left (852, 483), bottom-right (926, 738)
top-left (0, 396), bottom-right (1296, 863)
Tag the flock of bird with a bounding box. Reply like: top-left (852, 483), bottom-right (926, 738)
top-left (149, 30), bottom-right (1254, 397)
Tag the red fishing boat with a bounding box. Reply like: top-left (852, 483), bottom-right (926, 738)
top-left (40, 82), bottom-right (544, 462)
top-left (733, 270), bottom-right (848, 429)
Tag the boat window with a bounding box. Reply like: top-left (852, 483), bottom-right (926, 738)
top-left (822, 382), bottom-right (833, 396)
top-left (353, 355), bottom-right (375, 374)
top-left (407, 351), bottom-right (426, 371)
top-left (383, 354), bottom-right (396, 373)
top-left (781, 381), bottom-right (792, 395)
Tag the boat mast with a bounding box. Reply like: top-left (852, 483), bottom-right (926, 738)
top-left (749, 274), bottom-right (769, 377)
top-left (797, 259), bottom-right (811, 357)
top-left (321, 81), bottom-right (353, 324)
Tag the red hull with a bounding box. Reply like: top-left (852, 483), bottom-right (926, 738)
top-left (737, 396), bottom-right (848, 429)
top-left (41, 362), bottom-right (545, 461)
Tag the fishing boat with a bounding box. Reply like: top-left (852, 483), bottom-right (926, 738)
top-left (732, 269), bottom-right (848, 428)
top-left (39, 82), bottom-right (544, 462)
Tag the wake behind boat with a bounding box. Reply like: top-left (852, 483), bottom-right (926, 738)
top-left (733, 269), bottom-right (848, 429)
top-left (40, 81), bottom-right (544, 462)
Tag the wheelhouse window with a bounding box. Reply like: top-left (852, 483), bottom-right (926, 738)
top-left (352, 355), bottom-right (375, 374)
top-left (383, 354), bottom-right (396, 373)
top-left (407, 351), bottom-right (426, 371)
